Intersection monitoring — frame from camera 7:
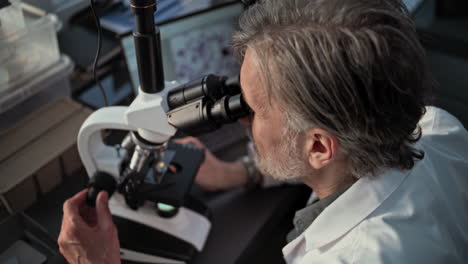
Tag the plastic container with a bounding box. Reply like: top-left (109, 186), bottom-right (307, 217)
top-left (23, 0), bottom-right (89, 23)
top-left (0, 55), bottom-right (74, 133)
top-left (0, 10), bottom-right (61, 93)
top-left (0, 0), bottom-right (25, 36)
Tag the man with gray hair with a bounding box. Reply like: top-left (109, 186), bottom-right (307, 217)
top-left (59, 0), bottom-right (468, 263)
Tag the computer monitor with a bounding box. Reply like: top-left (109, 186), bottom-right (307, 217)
top-left (120, 2), bottom-right (244, 92)
top-left (403, 0), bottom-right (425, 13)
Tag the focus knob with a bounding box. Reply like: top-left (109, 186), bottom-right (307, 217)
top-left (86, 172), bottom-right (117, 207)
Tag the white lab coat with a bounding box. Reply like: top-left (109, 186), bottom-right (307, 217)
top-left (283, 107), bottom-right (468, 263)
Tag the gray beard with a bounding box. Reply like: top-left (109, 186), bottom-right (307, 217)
top-left (246, 127), bottom-right (308, 181)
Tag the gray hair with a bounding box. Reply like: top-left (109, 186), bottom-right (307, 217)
top-left (233, 0), bottom-right (431, 177)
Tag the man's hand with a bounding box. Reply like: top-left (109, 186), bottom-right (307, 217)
top-left (175, 137), bottom-right (248, 191)
top-left (58, 189), bottom-right (121, 264)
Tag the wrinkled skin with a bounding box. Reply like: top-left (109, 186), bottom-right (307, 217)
top-left (58, 190), bottom-right (121, 264)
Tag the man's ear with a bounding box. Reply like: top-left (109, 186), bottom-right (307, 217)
top-left (305, 128), bottom-right (339, 170)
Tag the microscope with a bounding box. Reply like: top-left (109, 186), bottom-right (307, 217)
top-left (77, 0), bottom-right (249, 263)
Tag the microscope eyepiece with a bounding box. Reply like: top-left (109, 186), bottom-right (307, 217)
top-left (167, 90), bottom-right (250, 136)
top-left (165, 74), bottom-right (248, 136)
top-left (210, 94), bottom-right (249, 123)
top-left (167, 74), bottom-right (240, 109)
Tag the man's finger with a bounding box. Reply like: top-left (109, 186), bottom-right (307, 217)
top-left (174, 137), bottom-right (205, 148)
top-left (96, 191), bottom-right (113, 230)
top-left (63, 189), bottom-right (88, 222)
top-left (67, 189), bottom-right (89, 207)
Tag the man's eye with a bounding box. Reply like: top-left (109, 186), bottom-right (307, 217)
top-left (249, 108), bottom-right (255, 116)
top-left (241, 94), bottom-right (254, 117)
top-left (241, 107), bottom-right (254, 123)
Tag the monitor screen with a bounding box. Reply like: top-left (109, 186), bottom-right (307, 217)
top-left (403, 0), bottom-right (425, 13)
top-left (121, 2), bottom-right (244, 92)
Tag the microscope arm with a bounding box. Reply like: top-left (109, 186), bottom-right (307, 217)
top-left (78, 81), bottom-right (179, 179)
top-left (78, 106), bottom-right (136, 178)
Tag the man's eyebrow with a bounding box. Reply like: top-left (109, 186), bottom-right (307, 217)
top-left (239, 73), bottom-right (251, 107)
top-left (239, 83), bottom-right (254, 108)
top-left (239, 72), bottom-right (268, 115)
top-left (240, 87), bottom-right (250, 107)
top-left (245, 89), bottom-right (269, 116)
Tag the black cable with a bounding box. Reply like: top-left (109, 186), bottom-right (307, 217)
top-left (90, 0), bottom-right (109, 107)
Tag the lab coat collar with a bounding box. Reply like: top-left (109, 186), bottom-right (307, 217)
top-left (302, 168), bottom-right (411, 252)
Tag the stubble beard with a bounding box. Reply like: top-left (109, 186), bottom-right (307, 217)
top-left (247, 127), bottom-right (308, 181)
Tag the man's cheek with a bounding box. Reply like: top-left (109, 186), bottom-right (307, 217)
top-left (251, 128), bottom-right (264, 157)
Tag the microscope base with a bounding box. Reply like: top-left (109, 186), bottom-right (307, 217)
top-left (120, 248), bottom-right (186, 264)
top-left (115, 215), bottom-right (201, 263)
top-left (110, 194), bottom-right (211, 263)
